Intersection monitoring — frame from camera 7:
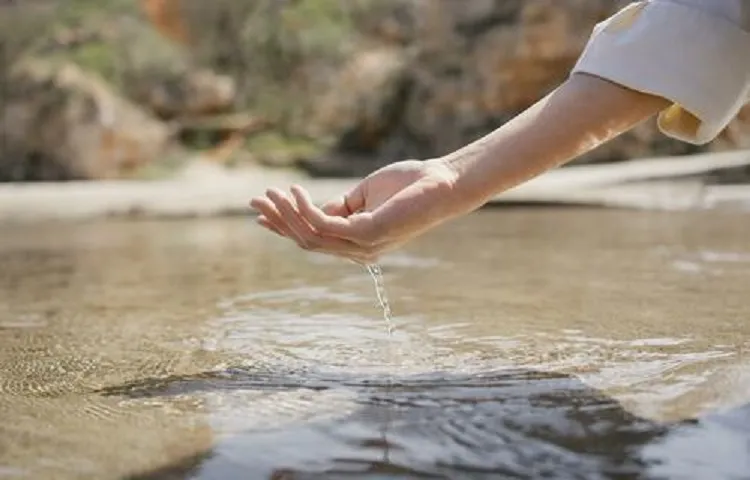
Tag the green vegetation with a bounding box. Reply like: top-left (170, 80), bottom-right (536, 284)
top-left (54, 0), bottom-right (138, 23)
top-left (246, 132), bottom-right (322, 158)
top-left (181, 0), bottom-right (371, 118)
top-left (1, 0), bottom-right (389, 177)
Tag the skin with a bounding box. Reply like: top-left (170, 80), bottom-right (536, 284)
top-left (250, 73), bottom-right (670, 264)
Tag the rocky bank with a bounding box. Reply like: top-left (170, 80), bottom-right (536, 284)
top-left (1, 0), bottom-right (749, 182)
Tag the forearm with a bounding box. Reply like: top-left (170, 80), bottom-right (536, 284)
top-left (441, 73), bottom-right (670, 213)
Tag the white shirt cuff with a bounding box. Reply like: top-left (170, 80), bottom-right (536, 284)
top-left (571, 0), bottom-right (750, 145)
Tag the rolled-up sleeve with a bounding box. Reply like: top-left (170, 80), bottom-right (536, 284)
top-left (571, 0), bottom-right (750, 145)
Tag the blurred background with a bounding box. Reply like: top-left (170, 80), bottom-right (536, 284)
top-left (2, 0), bottom-right (749, 184)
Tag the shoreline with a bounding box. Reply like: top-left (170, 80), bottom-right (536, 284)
top-left (2, 151), bottom-right (750, 225)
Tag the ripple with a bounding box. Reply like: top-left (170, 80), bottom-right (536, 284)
top-left (225, 286), bottom-right (368, 308)
top-left (203, 291), bottom-right (741, 425)
top-left (665, 249), bottom-right (750, 276)
top-left (0, 314), bottom-right (48, 330)
top-left (698, 250), bottom-right (750, 263)
top-left (122, 367), bottom-right (678, 479)
top-left (306, 252), bottom-right (440, 269)
top-left (4, 212), bottom-right (750, 479)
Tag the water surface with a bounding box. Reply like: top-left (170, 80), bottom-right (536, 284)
top-left (1, 209), bottom-right (749, 479)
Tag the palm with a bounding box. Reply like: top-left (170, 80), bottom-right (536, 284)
top-left (359, 160), bottom-right (430, 213)
top-left (250, 157), bottom-right (456, 263)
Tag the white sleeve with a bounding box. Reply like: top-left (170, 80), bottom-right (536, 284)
top-left (571, 0), bottom-right (750, 145)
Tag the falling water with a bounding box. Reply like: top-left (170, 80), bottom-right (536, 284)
top-left (366, 264), bottom-right (394, 336)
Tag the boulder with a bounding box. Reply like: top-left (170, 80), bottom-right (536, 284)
top-left (124, 64), bottom-right (237, 120)
top-left (0, 61), bottom-right (173, 181)
top-left (306, 46), bottom-right (411, 147)
top-left (299, 0), bottom-right (747, 177)
top-left (101, 17), bottom-right (237, 120)
top-left (28, 0), bottom-right (743, 180)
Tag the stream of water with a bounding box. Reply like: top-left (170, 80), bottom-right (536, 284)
top-left (366, 263), bottom-right (394, 336)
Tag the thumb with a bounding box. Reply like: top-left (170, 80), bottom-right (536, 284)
top-left (320, 198), bottom-right (349, 217)
top-left (319, 182), bottom-right (366, 218)
top-left (291, 185), bottom-right (375, 244)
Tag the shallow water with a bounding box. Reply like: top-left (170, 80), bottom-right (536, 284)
top-left (1, 209), bottom-right (750, 479)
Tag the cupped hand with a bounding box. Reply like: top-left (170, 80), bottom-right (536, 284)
top-left (249, 159), bottom-right (459, 264)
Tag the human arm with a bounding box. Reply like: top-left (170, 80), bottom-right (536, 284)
top-left (413, 72), bottom-right (670, 217)
top-left (250, 73), bottom-right (665, 263)
top-left (250, 0), bottom-right (750, 264)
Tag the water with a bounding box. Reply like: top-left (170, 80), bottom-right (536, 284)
top-left (366, 263), bottom-right (394, 336)
top-left (1, 208), bottom-right (750, 479)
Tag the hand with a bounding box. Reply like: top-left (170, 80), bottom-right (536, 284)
top-left (249, 159), bottom-right (459, 264)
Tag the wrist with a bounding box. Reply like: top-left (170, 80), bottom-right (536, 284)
top-left (432, 156), bottom-right (489, 215)
top-left (435, 75), bottom-right (668, 211)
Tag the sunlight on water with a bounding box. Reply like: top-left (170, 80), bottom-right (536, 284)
top-left (366, 264), bottom-right (394, 336)
top-left (2, 212), bottom-right (750, 479)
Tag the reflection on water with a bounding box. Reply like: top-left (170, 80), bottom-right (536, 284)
top-left (1, 209), bottom-right (750, 479)
top-left (114, 368), bottom-right (666, 479)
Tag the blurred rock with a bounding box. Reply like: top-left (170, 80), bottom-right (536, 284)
top-left (126, 65), bottom-right (237, 119)
top-left (295, 44), bottom-right (411, 177)
top-left (0, 61), bottom-right (172, 181)
top-left (5, 0), bottom-right (747, 182)
top-left (402, 0), bottom-right (623, 158)
top-left (351, 0), bottom-right (417, 46)
top-left (108, 17), bottom-right (237, 120)
top-left (298, 0), bottom-right (747, 177)
top-left (307, 46), bottom-right (411, 146)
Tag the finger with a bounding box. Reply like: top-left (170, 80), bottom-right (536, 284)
top-left (291, 185), bottom-right (374, 244)
top-left (250, 196), bottom-right (294, 238)
top-left (261, 211), bottom-right (370, 260)
top-left (320, 182), bottom-right (366, 217)
top-left (343, 182), bottom-right (367, 214)
top-left (320, 197), bottom-right (350, 217)
top-left (267, 188), bottom-right (381, 258)
top-left (257, 215), bottom-right (285, 237)
top-left (250, 196), bottom-right (293, 237)
top-left (265, 188), bottom-right (320, 249)
top-left (349, 253), bottom-right (378, 265)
